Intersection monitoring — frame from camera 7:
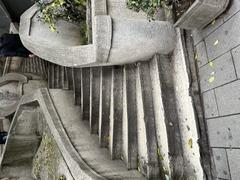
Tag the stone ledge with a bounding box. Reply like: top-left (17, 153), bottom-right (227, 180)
top-left (175, 0), bottom-right (230, 30)
top-left (19, 2), bottom-right (176, 67)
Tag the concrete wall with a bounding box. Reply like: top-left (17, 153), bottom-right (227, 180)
top-left (193, 0), bottom-right (240, 179)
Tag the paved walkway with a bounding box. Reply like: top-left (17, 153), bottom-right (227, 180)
top-left (193, 1), bottom-right (240, 179)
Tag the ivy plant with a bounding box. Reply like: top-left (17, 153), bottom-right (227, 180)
top-left (126, 0), bottom-right (182, 19)
top-left (127, 0), bottom-right (162, 19)
top-left (36, 0), bottom-right (88, 44)
top-left (36, 0), bottom-right (86, 32)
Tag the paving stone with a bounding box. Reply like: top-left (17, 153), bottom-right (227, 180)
top-left (226, 149), bottom-right (240, 180)
top-left (192, 30), bottom-right (203, 46)
top-left (199, 52), bottom-right (236, 92)
top-left (212, 148), bottom-right (230, 179)
top-left (232, 45), bottom-right (240, 78)
top-left (207, 114), bottom-right (240, 148)
top-left (202, 16), bottom-right (224, 38)
top-left (215, 80), bottom-right (240, 116)
top-left (205, 12), bottom-right (240, 60)
top-left (202, 90), bottom-right (219, 118)
top-left (223, 0), bottom-right (240, 21)
top-left (196, 41), bottom-right (208, 68)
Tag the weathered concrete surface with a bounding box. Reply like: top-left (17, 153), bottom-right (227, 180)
top-left (49, 89), bottom-right (145, 179)
top-left (202, 90), bottom-right (219, 118)
top-left (212, 148), bottom-right (230, 179)
top-left (172, 29), bottom-right (204, 179)
top-left (175, 0), bottom-right (230, 30)
top-left (192, 1), bottom-right (240, 177)
top-left (19, 2), bottom-right (176, 67)
top-left (109, 66), bottom-right (123, 160)
top-left (226, 149), bottom-right (240, 180)
top-left (0, 106), bottom-right (41, 178)
top-left (198, 52), bottom-right (236, 92)
top-left (122, 64), bottom-right (138, 170)
top-left (207, 114), bottom-right (240, 148)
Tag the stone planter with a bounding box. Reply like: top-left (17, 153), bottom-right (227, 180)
top-left (174, 0), bottom-right (230, 30)
top-left (19, 0), bottom-right (176, 67)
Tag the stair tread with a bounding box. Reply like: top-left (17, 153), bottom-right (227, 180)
top-left (49, 89), bottom-right (146, 180)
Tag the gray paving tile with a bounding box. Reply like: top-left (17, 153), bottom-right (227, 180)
top-left (207, 114), bottom-right (240, 148)
top-left (205, 12), bottom-right (240, 60)
top-left (227, 149), bottom-right (240, 180)
top-left (192, 30), bottom-right (203, 46)
top-left (232, 45), bottom-right (240, 78)
top-left (223, 0), bottom-right (240, 21)
top-left (199, 52), bottom-right (236, 92)
top-left (202, 90), bottom-right (219, 118)
top-left (212, 148), bottom-right (230, 179)
top-left (202, 16), bottom-right (224, 38)
top-left (215, 80), bottom-right (240, 116)
top-left (196, 41), bottom-right (208, 68)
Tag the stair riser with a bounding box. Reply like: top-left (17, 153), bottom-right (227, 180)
top-left (109, 66), bottom-right (123, 160)
top-left (99, 66), bottom-right (112, 148)
top-left (81, 68), bottom-right (91, 121)
top-left (89, 67), bottom-right (101, 134)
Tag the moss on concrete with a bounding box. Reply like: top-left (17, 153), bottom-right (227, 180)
top-left (32, 132), bottom-right (60, 180)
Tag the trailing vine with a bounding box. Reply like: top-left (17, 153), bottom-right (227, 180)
top-left (126, 0), bottom-right (192, 20)
top-left (127, 0), bottom-right (162, 19)
top-left (36, 0), bottom-right (86, 32)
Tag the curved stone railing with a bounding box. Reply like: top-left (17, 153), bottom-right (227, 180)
top-left (19, 1), bottom-right (176, 67)
top-left (0, 88), bottom-right (106, 179)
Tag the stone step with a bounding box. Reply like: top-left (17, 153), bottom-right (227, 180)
top-left (66, 67), bottom-right (74, 90)
top-left (47, 62), bottom-right (52, 89)
top-left (122, 64), bottom-right (138, 170)
top-left (89, 67), bottom-right (101, 134)
top-left (99, 66), bottom-right (112, 148)
top-left (109, 66), bottom-right (123, 160)
top-left (81, 67), bottom-right (90, 121)
top-left (62, 67), bottom-right (69, 90)
top-left (42, 54), bottom-right (202, 179)
top-left (19, 57), bottom-right (48, 79)
top-left (73, 68), bottom-right (81, 105)
top-left (49, 89), bottom-right (146, 180)
top-left (47, 63), bottom-right (66, 89)
top-left (54, 64), bottom-right (60, 88)
top-left (136, 62), bottom-right (162, 178)
top-left (49, 63), bottom-right (55, 89)
top-left (149, 54), bottom-right (184, 178)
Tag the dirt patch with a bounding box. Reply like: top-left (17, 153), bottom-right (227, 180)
top-left (174, 0), bottom-right (195, 20)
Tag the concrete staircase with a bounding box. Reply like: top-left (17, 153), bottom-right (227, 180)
top-left (19, 57), bottom-right (48, 79)
top-left (1, 31), bottom-right (204, 178)
top-left (45, 54), bottom-right (194, 179)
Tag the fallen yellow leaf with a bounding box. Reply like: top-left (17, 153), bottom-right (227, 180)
top-left (208, 76), bottom-right (215, 83)
top-left (195, 53), bottom-right (198, 61)
top-left (211, 20), bottom-right (216, 25)
top-left (188, 138), bottom-right (193, 149)
top-left (209, 61), bottom-right (214, 67)
top-left (214, 40), bottom-right (219, 46)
